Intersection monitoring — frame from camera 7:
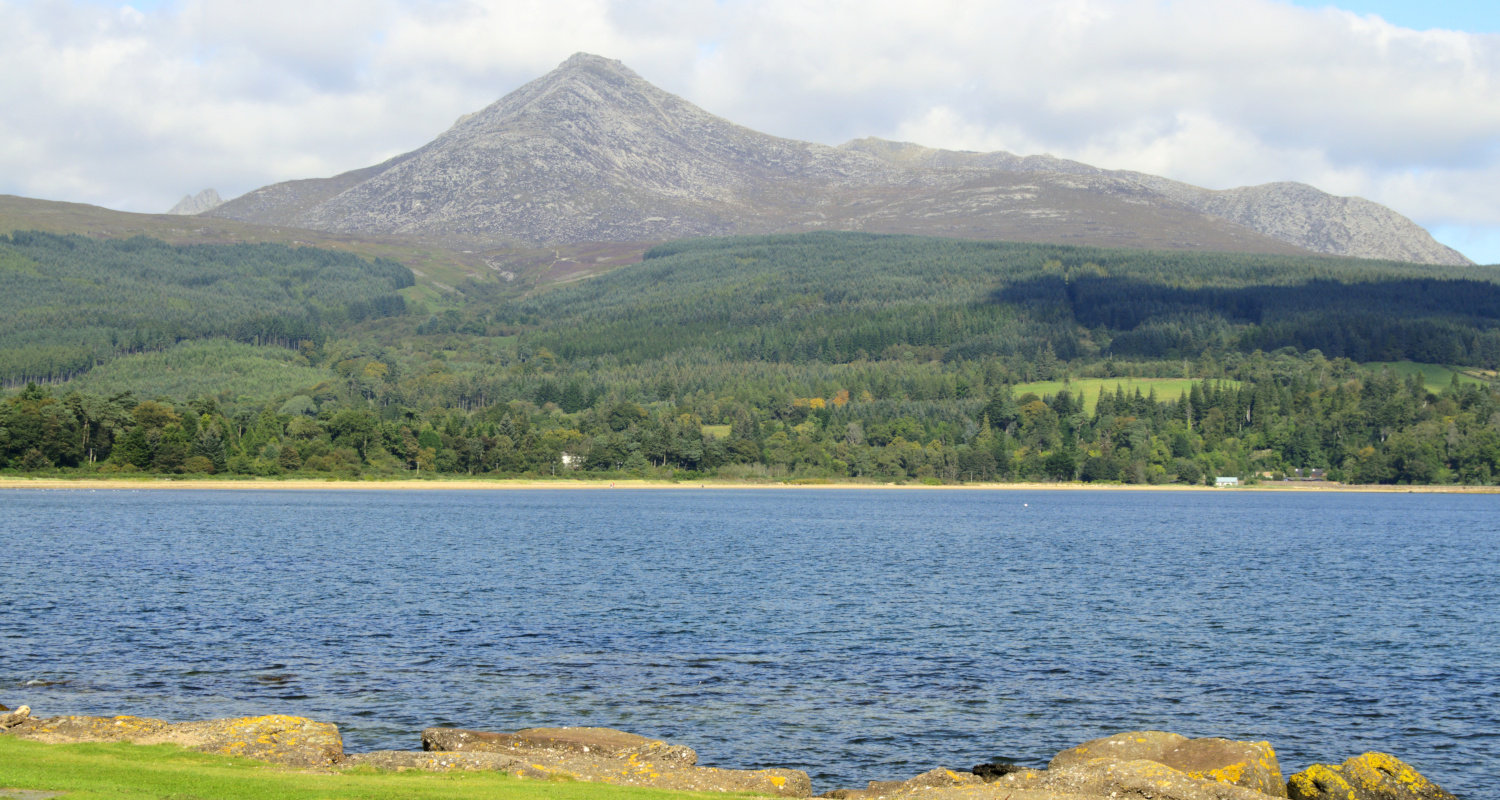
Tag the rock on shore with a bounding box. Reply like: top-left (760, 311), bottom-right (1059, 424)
top-left (1048, 731), bottom-right (1286, 796)
top-left (1, 713), bottom-right (342, 767)
top-left (422, 725), bottom-right (699, 764)
top-left (0, 704), bottom-right (30, 729)
top-left (418, 725), bottom-right (809, 797)
top-left (1286, 753), bottom-right (1459, 800)
top-left (0, 706), bottom-right (1460, 800)
top-left (817, 731), bottom-right (1453, 800)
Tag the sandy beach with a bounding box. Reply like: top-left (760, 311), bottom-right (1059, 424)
top-left (1, 476), bottom-right (1494, 492)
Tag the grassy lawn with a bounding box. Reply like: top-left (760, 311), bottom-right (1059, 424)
top-left (1013, 378), bottom-right (1240, 414)
top-left (700, 425), bottom-right (732, 439)
top-left (0, 738), bottom-right (724, 800)
top-left (1363, 361), bottom-right (1490, 394)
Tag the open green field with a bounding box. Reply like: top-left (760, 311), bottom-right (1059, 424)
top-left (700, 424), bottom-right (732, 439)
top-left (1363, 361), bottom-right (1492, 394)
top-left (1012, 378), bottom-right (1240, 413)
top-left (0, 738), bottom-right (720, 800)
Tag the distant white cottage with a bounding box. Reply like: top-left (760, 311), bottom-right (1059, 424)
top-left (1215, 476), bottom-right (1240, 487)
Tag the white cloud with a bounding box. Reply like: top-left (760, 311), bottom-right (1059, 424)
top-left (1, 0), bottom-right (1497, 261)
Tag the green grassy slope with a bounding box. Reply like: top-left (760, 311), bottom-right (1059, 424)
top-left (0, 738), bottom-right (721, 800)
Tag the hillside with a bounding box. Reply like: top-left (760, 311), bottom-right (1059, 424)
top-left (500, 233), bottom-right (1500, 368)
top-left (207, 53), bottom-right (1468, 266)
top-left (0, 194), bottom-right (649, 296)
top-left (0, 231), bottom-right (413, 385)
top-left (5, 231), bottom-right (1499, 484)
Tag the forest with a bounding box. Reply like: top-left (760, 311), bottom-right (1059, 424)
top-left (0, 231), bottom-right (414, 385)
top-left (3, 231), bottom-right (1500, 485)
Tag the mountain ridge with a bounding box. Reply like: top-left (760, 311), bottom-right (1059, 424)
top-left (208, 53), bottom-right (1469, 266)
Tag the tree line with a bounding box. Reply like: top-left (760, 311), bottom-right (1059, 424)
top-left (5, 349), bottom-right (1497, 485)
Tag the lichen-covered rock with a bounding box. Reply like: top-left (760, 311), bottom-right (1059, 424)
top-left (1048, 730), bottom-right (1189, 770)
top-left (422, 726), bottom-right (697, 764)
top-left (4, 714), bottom-right (172, 742)
top-left (1161, 737), bottom-right (1285, 797)
top-left (1, 713), bottom-right (341, 767)
top-left (603, 759), bottom-right (812, 797)
top-left (1004, 757), bottom-right (1280, 800)
top-left (822, 767), bottom-right (984, 799)
top-left (1049, 731), bottom-right (1284, 797)
top-left (417, 725), bottom-right (807, 796)
top-left (1287, 753), bottom-right (1457, 800)
top-left (168, 715), bottom-right (343, 767)
top-left (342, 749), bottom-right (541, 775)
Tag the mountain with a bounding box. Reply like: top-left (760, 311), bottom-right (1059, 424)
top-left (167, 188), bottom-right (223, 215)
top-left (209, 53), bottom-right (1469, 266)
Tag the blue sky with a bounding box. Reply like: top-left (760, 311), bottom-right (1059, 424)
top-left (1289, 1), bottom-right (1498, 32)
top-left (3, 0), bottom-right (1499, 264)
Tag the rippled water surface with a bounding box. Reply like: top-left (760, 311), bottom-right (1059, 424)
top-left (2, 488), bottom-right (1496, 795)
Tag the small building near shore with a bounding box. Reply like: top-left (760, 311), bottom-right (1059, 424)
top-left (1215, 476), bottom-right (1240, 487)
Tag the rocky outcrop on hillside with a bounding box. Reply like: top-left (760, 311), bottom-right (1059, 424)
top-left (167, 188), bottom-right (223, 215)
top-left (208, 53), bottom-right (1467, 265)
top-left (1125, 177), bottom-right (1470, 265)
top-left (841, 141), bottom-right (1470, 266)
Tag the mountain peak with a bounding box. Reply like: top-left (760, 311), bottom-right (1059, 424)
top-left (166, 188), bottom-right (222, 215)
top-left (208, 55), bottom-right (1469, 265)
top-left (559, 51), bottom-right (627, 71)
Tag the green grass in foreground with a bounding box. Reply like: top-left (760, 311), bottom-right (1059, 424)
top-left (1012, 378), bottom-right (1239, 414)
top-left (0, 738), bottom-right (722, 800)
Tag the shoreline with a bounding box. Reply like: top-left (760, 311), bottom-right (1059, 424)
top-left (1, 475), bottom-right (1495, 493)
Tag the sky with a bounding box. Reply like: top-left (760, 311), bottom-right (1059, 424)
top-left (2, 0), bottom-right (1497, 264)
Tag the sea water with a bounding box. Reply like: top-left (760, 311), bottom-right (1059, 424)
top-left (1, 488), bottom-right (1495, 795)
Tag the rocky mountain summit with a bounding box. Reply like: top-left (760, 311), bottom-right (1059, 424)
top-left (167, 188), bottom-right (222, 215)
top-left (209, 53), bottom-right (1468, 265)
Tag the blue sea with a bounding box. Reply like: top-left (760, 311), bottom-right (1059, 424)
top-left (1, 488), bottom-right (1495, 796)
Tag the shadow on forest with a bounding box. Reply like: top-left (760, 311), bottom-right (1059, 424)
top-left (994, 276), bottom-right (1500, 364)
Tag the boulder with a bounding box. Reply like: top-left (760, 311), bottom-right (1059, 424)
top-left (422, 726), bottom-right (697, 764)
top-left (822, 767), bottom-right (984, 799)
top-left (166, 715), bottom-right (343, 767)
top-left (1003, 757), bottom-right (1280, 800)
top-left (608, 761), bottom-right (812, 797)
top-left (1050, 731), bottom-right (1284, 797)
top-left (0, 705), bottom-right (30, 729)
top-left (1049, 730), bottom-right (1190, 769)
top-left (418, 725), bottom-right (806, 796)
top-left (1287, 753), bottom-right (1457, 800)
top-left (342, 749), bottom-right (548, 776)
top-left (2, 713), bottom-right (341, 767)
top-left (3, 714), bottom-right (172, 742)
top-left (1161, 737), bottom-right (1285, 797)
